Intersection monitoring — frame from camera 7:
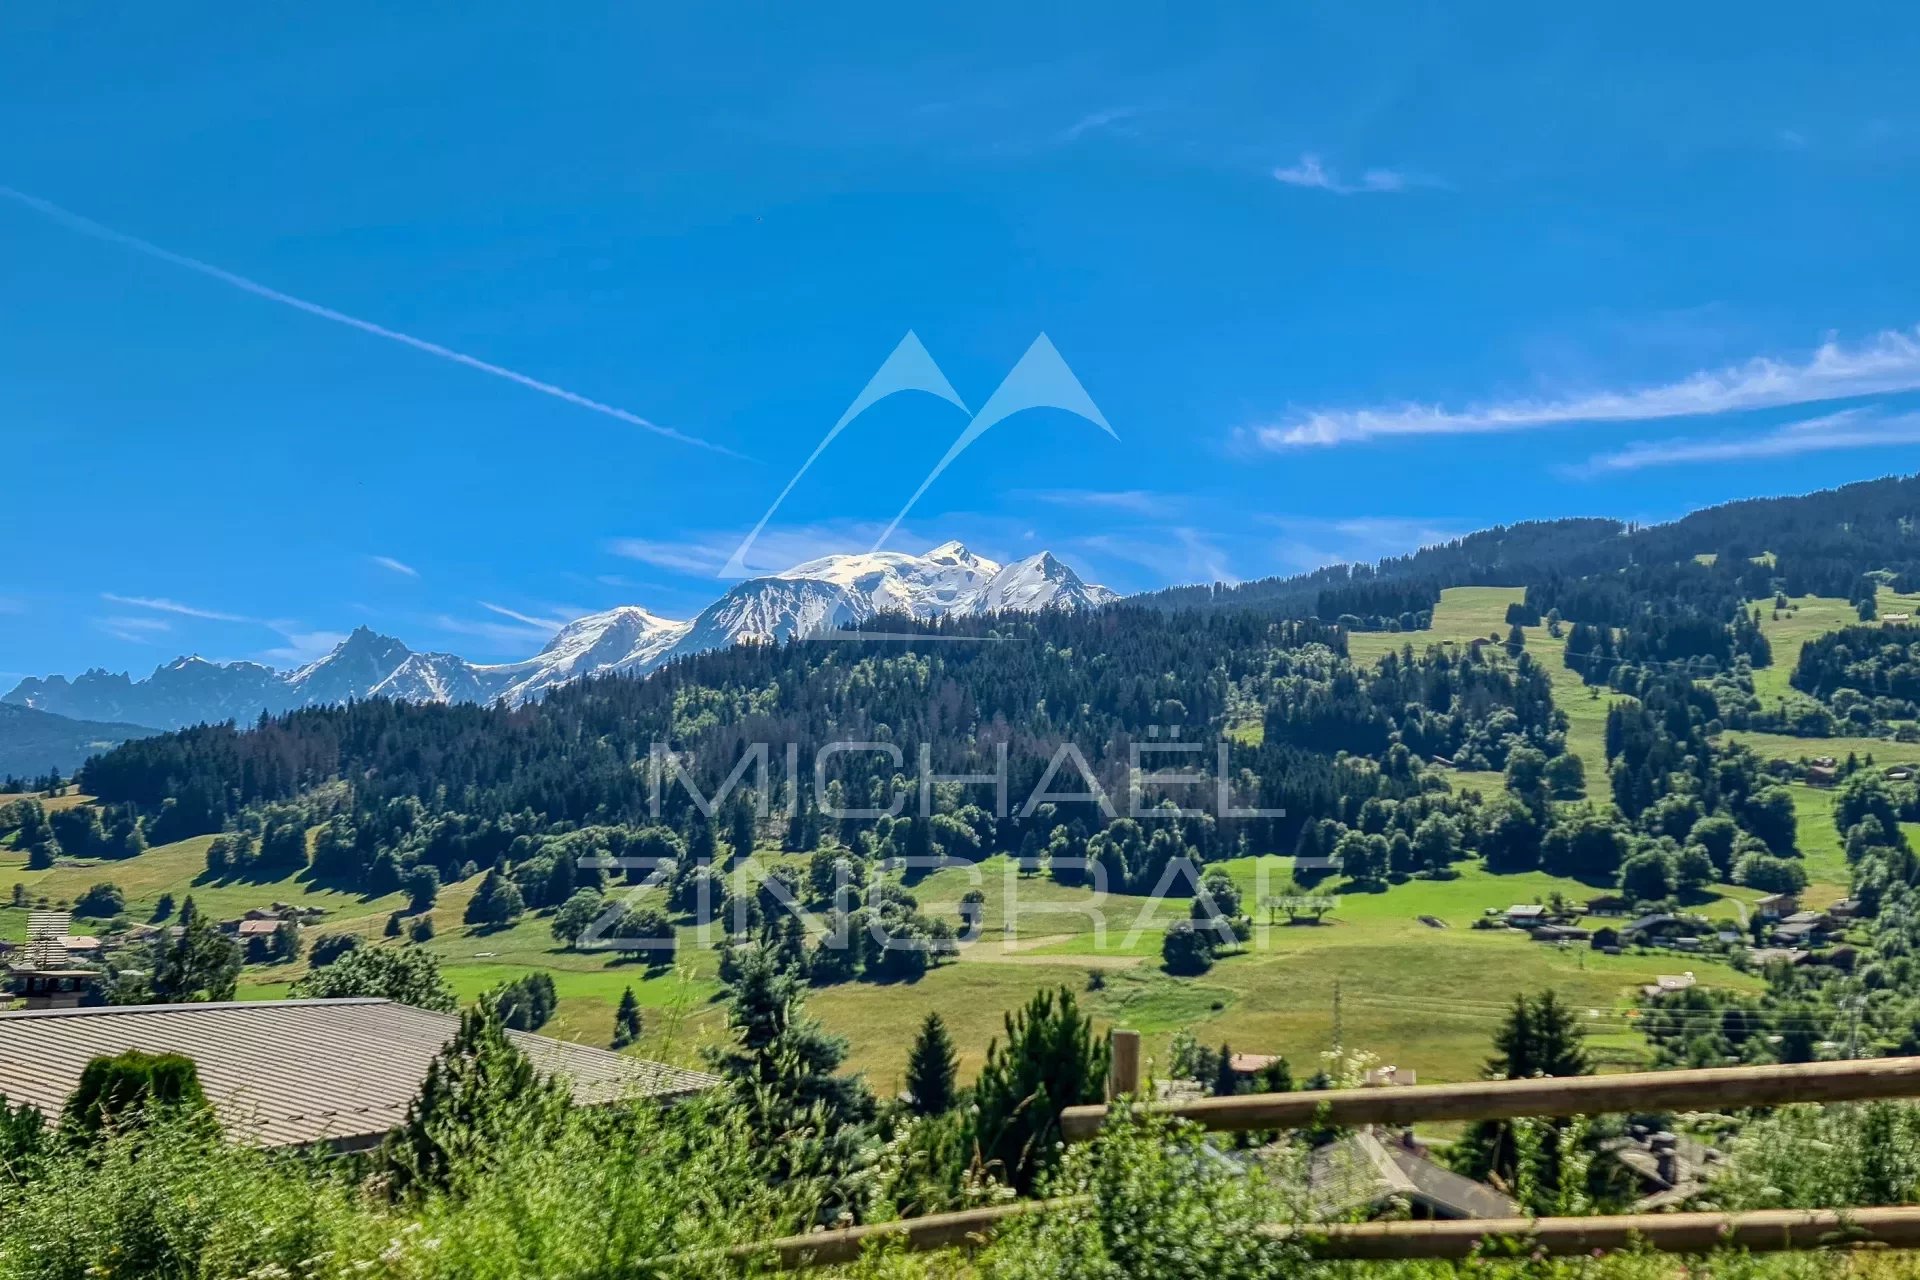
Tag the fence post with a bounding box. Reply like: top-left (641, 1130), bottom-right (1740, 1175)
top-left (1108, 1028), bottom-right (1142, 1101)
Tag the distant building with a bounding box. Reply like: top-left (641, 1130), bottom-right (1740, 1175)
top-left (3, 935), bottom-right (101, 1010)
top-left (1306, 1128), bottom-right (1520, 1221)
top-left (1504, 905), bottom-right (1547, 927)
top-left (1530, 924), bottom-right (1591, 943)
top-left (1227, 1052), bottom-right (1283, 1077)
top-left (0, 998), bottom-right (719, 1150)
top-left (1753, 893), bottom-right (1798, 920)
top-left (1640, 972), bottom-right (1697, 1000)
top-left (1363, 1065), bottom-right (1417, 1088)
top-left (1604, 1127), bottom-right (1723, 1211)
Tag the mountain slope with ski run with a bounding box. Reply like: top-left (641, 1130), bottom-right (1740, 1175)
top-left (2, 543), bottom-right (1114, 733)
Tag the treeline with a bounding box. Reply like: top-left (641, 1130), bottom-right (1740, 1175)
top-left (1793, 623), bottom-right (1920, 718)
top-left (75, 607), bottom-right (1565, 901)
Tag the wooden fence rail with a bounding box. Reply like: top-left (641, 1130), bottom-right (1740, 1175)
top-left (1061, 1050), bottom-right (1920, 1141)
top-left (705, 1206), bottom-right (1920, 1271)
top-left (694, 1033), bottom-right (1920, 1272)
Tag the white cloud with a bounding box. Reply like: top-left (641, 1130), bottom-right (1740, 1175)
top-left (1272, 153), bottom-right (1416, 195)
top-left (1568, 408), bottom-right (1920, 476)
top-left (1245, 326), bottom-right (1920, 450)
top-left (1025, 489), bottom-right (1176, 517)
top-left (100, 593), bottom-right (253, 623)
top-left (478, 601), bottom-right (573, 631)
top-left (430, 614), bottom-right (560, 651)
top-left (1259, 515), bottom-right (1467, 572)
top-left (1073, 527), bottom-right (1238, 586)
top-left (608, 521), bottom-right (931, 578)
top-left (260, 630), bottom-right (350, 666)
top-left (370, 555), bottom-right (419, 578)
top-left (95, 614), bottom-right (174, 644)
top-left (1056, 106), bottom-right (1142, 144)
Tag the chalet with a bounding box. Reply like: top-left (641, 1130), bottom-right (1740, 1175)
top-left (1227, 1052), bottom-right (1284, 1078)
top-left (3, 937), bottom-right (101, 1010)
top-left (1887, 767), bottom-right (1916, 782)
top-left (1623, 913), bottom-right (1688, 943)
top-left (1531, 924), bottom-right (1592, 944)
top-left (1604, 1128), bottom-right (1723, 1211)
top-left (234, 918), bottom-right (287, 940)
top-left (1885, 613), bottom-right (1913, 624)
top-left (1747, 946), bottom-right (1808, 968)
top-left (1504, 904), bottom-right (1547, 927)
top-left (1363, 1065), bottom-right (1417, 1088)
top-left (1306, 1128), bottom-right (1519, 1221)
top-left (1829, 898), bottom-right (1863, 922)
top-left (1584, 894), bottom-right (1630, 917)
top-left (1753, 893), bottom-right (1798, 920)
top-left (1807, 766), bottom-right (1839, 788)
top-left (1640, 972), bottom-right (1697, 1000)
top-left (0, 998), bottom-right (719, 1150)
top-left (1772, 911), bottom-right (1832, 947)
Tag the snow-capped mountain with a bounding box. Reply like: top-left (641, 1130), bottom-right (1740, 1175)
top-left (476, 606), bottom-right (690, 704)
top-left (777, 541), bottom-right (1116, 618)
top-left (1, 543), bottom-right (1114, 732)
top-left (667, 576), bottom-right (870, 659)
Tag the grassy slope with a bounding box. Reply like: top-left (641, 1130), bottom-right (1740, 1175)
top-left (1347, 586), bottom-right (1617, 787)
top-left (0, 587), bottom-right (1814, 1094)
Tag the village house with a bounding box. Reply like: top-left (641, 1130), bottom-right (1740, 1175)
top-left (1771, 911), bottom-right (1833, 948)
top-left (1303, 1127), bottom-right (1520, 1221)
top-left (1604, 1127), bottom-right (1724, 1211)
top-left (1753, 893), bottom-right (1799, 920)
top-left (1640, 972), bottom-right (1698, 1000)
top-left (1531, 923), bottom-right (1592, 944)
top-left (1503, 904), bottom-right (1547, 928)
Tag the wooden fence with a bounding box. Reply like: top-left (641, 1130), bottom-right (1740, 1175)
top-left (693, 1032), bottom-right (1920, 1272)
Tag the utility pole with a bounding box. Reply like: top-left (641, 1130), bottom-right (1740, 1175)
top-left (1331, 979), bottom-right (1344, 1055)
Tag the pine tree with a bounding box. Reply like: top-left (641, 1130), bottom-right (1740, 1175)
top-left (1211, 1042), bottom-right (1239, 1099)
top-left (971, 985), bottom-right (1108, 1195)
top-left (385, 1005), bottom-right (569, 1194)
top-left (905, 1011), bottom-right (958, 1115)
top-left (1458, 989), bottom-right (1594, 1194)
top-left (611, 986), bottom-right (643, 1049)
top-left (141, 896), bottom-right (241, 1004)
top-left (706, 944), bottom-right (872, 1137)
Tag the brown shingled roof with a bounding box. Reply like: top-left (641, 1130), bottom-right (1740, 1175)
top-left (0, 997), bottom-right (717, 1149)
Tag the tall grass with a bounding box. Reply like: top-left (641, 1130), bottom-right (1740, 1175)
top-left (9, 1100), bottom-right (1920, 1278)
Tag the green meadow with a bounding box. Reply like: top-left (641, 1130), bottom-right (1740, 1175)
top-left (6, 580), bottom-right (1899, 1096)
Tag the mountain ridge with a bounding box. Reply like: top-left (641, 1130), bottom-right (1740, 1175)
top-left (2, 543), bottom-right (1114, 732)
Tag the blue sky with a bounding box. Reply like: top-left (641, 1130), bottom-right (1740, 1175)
top-left (6, 2), bottom-right (1920, 682)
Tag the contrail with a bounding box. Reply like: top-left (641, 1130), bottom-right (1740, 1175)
top-left (0, 184), bottom-right (736, 457)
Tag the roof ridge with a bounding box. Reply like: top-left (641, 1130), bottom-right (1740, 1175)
top-left (0, 996), bottom-right (393, 1021)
